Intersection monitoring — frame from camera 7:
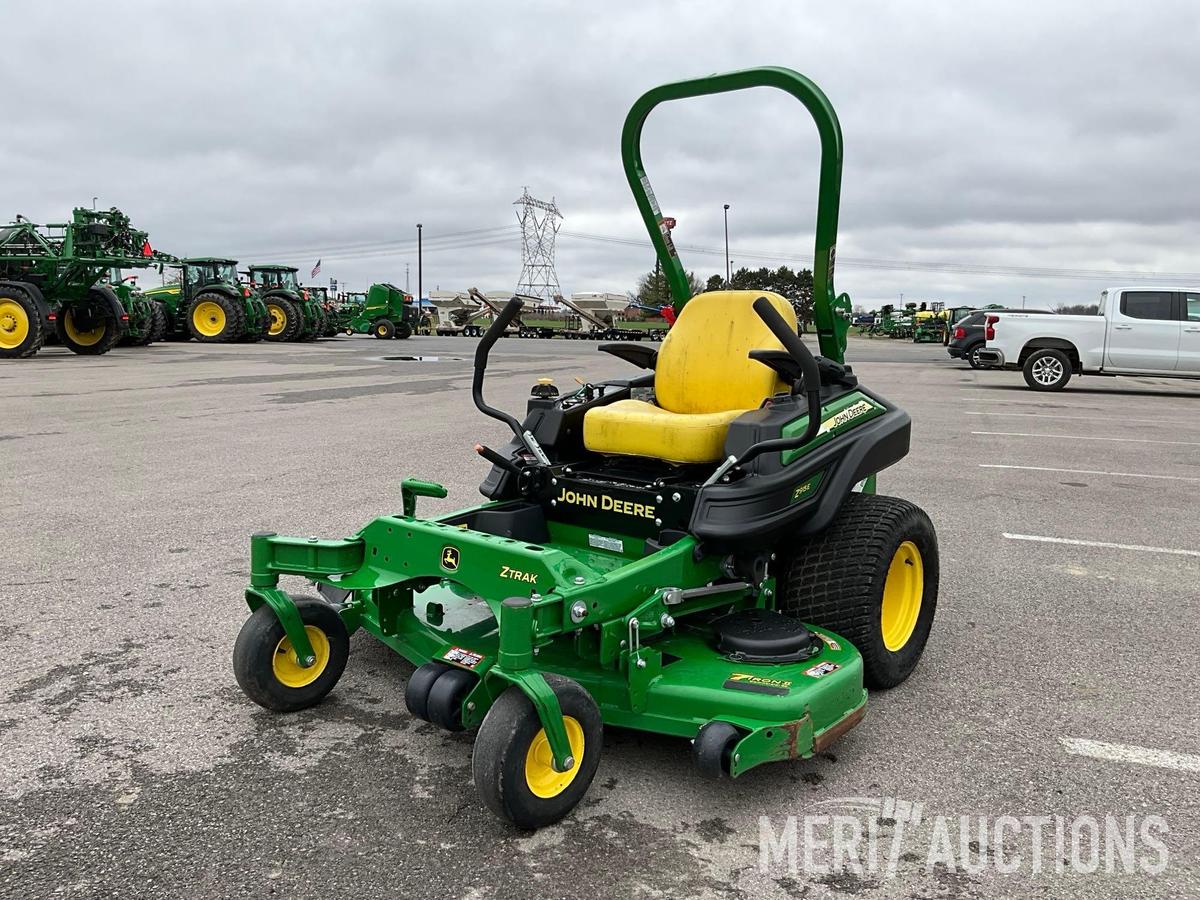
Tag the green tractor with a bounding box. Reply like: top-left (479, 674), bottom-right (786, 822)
top-left (106, 269), bottom-right (167, 347)
top-left (305, 286), bottom-right (342, 337)
top-left (342, 282), bottom-right (419, 339)
top-left (0, 206), bottom-right (161, 359)
top-left (144, 257), bottom-right (269, 343)
top-left (333, 290), bottom-right (367, 334)
top-left (231, 67), bottom-right (939, 829)
top-left (249, 265), bottom-right (323, 342)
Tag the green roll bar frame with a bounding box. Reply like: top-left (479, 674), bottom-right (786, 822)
top-left (620, 65), bottom-right (852, 363)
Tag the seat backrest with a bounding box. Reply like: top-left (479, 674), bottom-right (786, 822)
top-left (654, 290), bottom-right (797, 414)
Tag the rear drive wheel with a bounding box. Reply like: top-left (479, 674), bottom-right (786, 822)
top-left (472, 675), bottom-right (601, 829)
top-left (187, 292), bottom-right (244, 342)
top-left (1022, 348), bottom-right (1072, 391)
top-left (0, 287), bottom-right (44, 359)
top-left (233, 597), bottom-right (349, 712)
top-left (56, 292), bottom-right (121, 356)
top-left (265, 298), bottom-right (301, 342)
top-left (779, 492), bottom-right (938, 689)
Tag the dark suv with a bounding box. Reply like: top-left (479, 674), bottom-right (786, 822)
top-left (948, 308), bottom-right (1055, 368)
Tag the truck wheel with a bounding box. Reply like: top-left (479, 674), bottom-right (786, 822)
top-left (233, 597), bottom-right (350, 713)
top-left (265, 298), bottom-right (301, 342)
top-left (472, 675), bottom-right (601, 829)
top-left (187, 292), bottom-right (244, 343)
top-left (779, 493), bottom-right (938, 689)
top-left (1023, 348), bottom-right (1072, 390)
top-left (373, 318), bottom-right (395, 340)
top-left (57, 295), bottom-right (121, 356)
top-left (966, 343), bottom-right (987, 368)
top-left (0, 286), bottom-right (45, 359)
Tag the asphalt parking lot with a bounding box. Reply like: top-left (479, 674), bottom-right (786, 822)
top-left (2, 334), bottom-right (1198, 899)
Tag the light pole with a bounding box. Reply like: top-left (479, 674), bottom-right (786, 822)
top-left (723, 204), bottom-right (731, 286)
top-left (416, 224), bottom-right (423, 312)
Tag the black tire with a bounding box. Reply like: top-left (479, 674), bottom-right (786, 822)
top-left (0, 285), bottom-right (46, 359)
top-left (472, 675), bottom-right (602, 829)
top-left (187, 291), bottom-right (244, 343)
top-left (1022, 348), bottom-right (1072, 391)
top-left (693, 721), bottom-right (740, 779)
top-left (56, 291), bottom-right (122, 356)
top-left (233, 597), bottom-right (350, 712)
top-left (298, 304), bottom-right (321, 342)
top-left (147, 301), bottom-right (167, 344)
top-left (426, 668), bottom-right (478, 732)
top-left (404, 661), bottom-right (452, 721)
top-left (966, 342), bottom-right (986, 369)
top-left (779, 492), bottom-right (938, 689)
top-left (372, 318), bottom-right (394, 340)
top-left (394, 320), bottom-right (412, 340)
top-left (265, 298), bottom-right (301, 342)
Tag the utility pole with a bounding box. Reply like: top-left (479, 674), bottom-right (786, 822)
top-left (405, 262), bottom-right (410, 293)
top-left (723, 204), bottom-right (731, 286)
top-left (416, 224), bottom-right (423, 308)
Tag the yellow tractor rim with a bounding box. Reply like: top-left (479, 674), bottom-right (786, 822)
top-left (63, 309), bottom-right (106, 346)
top-left (880, 541), bottom-right (923, 651)
top-left (0, 300), bottom-right (30, 350)
top-left (268, 304), bottom-right (287, 335)
top-left (193, 301), bottom-right (227, 337)
top-left (524, 716), bottom-right (585, 799)
top-left (272, 626), bottom-right (330, 688)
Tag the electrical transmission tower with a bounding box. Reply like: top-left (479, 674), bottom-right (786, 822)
top-left (513, 188), bottom-right (562, 302)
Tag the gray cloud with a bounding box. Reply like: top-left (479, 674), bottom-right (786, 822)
top-left (3, 0), bottom-right (1198, 309)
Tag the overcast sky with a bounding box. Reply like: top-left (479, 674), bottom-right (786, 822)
top-left (5, 1), bottom-right (1199, 308)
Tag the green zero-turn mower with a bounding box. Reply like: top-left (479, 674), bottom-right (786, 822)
top-left (233, 66), bottom-right (938, 829)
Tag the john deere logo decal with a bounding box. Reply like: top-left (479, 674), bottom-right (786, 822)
top-left (440, 546), bottom-right (460, 572)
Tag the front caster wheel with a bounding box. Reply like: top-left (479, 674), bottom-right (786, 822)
top-left (693, 721), bottom-right (740, 779)
top-left (233, 597), bottom-right (349, 712)
top-left (472, 675), bottom-right (602, 829)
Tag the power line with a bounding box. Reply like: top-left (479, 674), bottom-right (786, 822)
top-left (557, 229), bottom-right (1200, 283)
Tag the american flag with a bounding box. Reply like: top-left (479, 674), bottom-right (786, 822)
top-left (311, 259), bottom-right (322, 278)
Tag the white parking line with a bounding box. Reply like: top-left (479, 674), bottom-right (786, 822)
top-left (966, 411), bottom-right (1195, 427)
top-left (1003, 533), bottom-right (1200, 557)
top-left (1061, 738), bottom-right (1200, 773)
top-left (973, 431), bottom-right (1200, 446)
top-left (980, 464), bottom-right (1200, 482)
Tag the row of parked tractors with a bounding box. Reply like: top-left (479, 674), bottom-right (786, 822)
top-left (0, 206), bottom-right (422, 359)
top-left (856, 301), bottom-right (974, 343)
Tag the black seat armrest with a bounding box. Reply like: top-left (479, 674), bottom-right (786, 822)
top-left (749, 348), bottom-right (803, 384)
top-left (599, 343), bottom-right (658, 370)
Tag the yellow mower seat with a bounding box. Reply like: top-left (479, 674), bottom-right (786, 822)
top-left (583, 291), bottom-right (795, 464)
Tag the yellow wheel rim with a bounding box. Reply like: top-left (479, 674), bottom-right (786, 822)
top-left (524, 716), bottom-right (585, 799)
top-left (880, 541), bottom-right (923, 651)
top-left (272, 626), bottom-right (330, 688)
top-left (63, 309), bottom-right (106, 346)
top-left (193, 301), bottom-right (227, 337)
top-left (267, 304), bottom-right (288, 335)
top-left (0, 300), bottom-right (30, 350)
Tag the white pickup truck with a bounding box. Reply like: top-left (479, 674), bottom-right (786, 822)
top-left (976, 287), bottom-right (1200, 390)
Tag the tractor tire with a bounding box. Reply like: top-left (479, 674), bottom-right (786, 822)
top-left (146, 301), bottom-right (168, 344)
top-left (187, 291), bottom-right (244, 343)
top-left (372, 318), bottom-right (395, 340)
top-left (56, 292), bottom-right (122, 356)
top-left (0, 285), bottom-right (46, 359)
top-left (472, 675), bottom-right (602, 829)
top-left (233, 597), bottom-right (350, 713)
top-left (1022, 348), bottom-right (1072, 391)
top-left (394, 320), bottom-right (412, 340)
top-left (778, 492), bottom-right (938, 690)
top-left (265, 298), bottom-right (302, 342)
